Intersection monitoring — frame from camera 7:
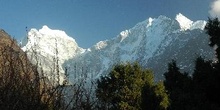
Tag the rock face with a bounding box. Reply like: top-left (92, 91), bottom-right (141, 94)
top-left (22, 13), bottom-right (215, 83)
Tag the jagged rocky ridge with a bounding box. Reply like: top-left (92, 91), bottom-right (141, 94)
top-left (22, 13), bottom-right (215, 83)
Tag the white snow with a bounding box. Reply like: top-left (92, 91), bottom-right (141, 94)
top-left (22, 25), bottom-right (85, 84)
top-left (94, 41), bottom-right (108, 50)
top-left (120, 30), bottom-right (129, 42)
top-left (147, 17), bottom-right (154, 27)
top-left (39, 25), bottom-right (77, 42)
top-left (190, 21), bottom-right (207, 30)
top-left (22, 13), bottom-right (209, 84)
top-left (176, 13), bottom-right (193, 30)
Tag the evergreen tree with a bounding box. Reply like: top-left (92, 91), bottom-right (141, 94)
top-left (164, 60), bottom-right (192, 110)
top-left (205, 17), bottom-right (220, 60)
top-left (193, 17), bottom-right (220, 109)
top-left (163, 18), bottom-right (220, 110)
top-left (192, 57), bottom-right (220, 109)
top-left (205, 17), bottom-right (220, 107)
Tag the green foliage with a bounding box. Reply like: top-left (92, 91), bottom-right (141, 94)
top-left (141, 81), bottom-right (169, 110)
top-left (96, 62), bottom-right (150, 109)
top-left (153, 82), bottom-right (170, 110)
top-left (96, 62), bottom-right (169, 110)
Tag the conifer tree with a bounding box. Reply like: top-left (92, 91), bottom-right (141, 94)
top-left (192, 57), bottom-right (220, 109)
top-left (205, 17), bottom-right (220, 60)
top-left (195, 17), bottom-right (220, 108)
top-left (164, 60), bottom-right (192, 110)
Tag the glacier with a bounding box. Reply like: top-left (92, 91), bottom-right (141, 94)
top-left (22, 13), bottom-right (215, 83)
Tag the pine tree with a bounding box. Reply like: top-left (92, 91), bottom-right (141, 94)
top-left (205, 17), bottom-right (220, 60)
top-left (192, 57), bottom-right (220, 109)
top-left (164, 60), bottom-right (192, 110)
top-left (192, 17), bottom-right (220, 109)
top-left (205, 17), bottom-right (220, 107)
top-left (162, 18), bottom-right (220, 110)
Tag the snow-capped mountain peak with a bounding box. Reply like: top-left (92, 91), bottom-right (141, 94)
top-left (38, 25), bottom-right (77, 42)
top-left (23, 14), bottom-right (214, 83)
top-left (176, 13), bottom-right (193, 30)
top-left (40, 25), bottom-right (51, 33)
top-left (22, 25), bottom-right (85, 84)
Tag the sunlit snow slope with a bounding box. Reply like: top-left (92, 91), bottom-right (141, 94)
top-left (22, 13), bottom-right (214, 83)
top-left (22, 26), bottom-right (85, 84)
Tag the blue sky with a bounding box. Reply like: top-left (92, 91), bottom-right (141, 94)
top-left (0, 0), bottom-right (215, 48)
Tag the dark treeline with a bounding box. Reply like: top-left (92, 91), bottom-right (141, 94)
top-left (0, 18), bottom-right (220, 110)
top-left (163, 17), bottom-right (220, 110)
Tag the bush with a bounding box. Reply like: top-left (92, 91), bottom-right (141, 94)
top-left (0, 34), bottom-right (67, 109)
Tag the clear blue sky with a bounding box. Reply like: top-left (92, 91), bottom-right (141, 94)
top-left (0, 0), bottom-right (212, 48)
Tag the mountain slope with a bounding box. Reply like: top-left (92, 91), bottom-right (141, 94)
top-left (22, 13), bottom-right (215, 83)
